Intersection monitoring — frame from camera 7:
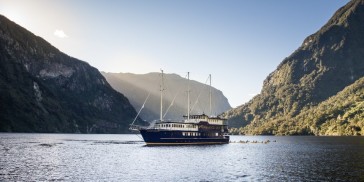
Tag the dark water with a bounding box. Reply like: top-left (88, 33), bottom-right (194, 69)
top-left (1, 134), bottom-right (364, 181)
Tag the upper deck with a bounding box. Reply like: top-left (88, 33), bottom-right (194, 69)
top-left (183, 114), bottom-right (227, 125)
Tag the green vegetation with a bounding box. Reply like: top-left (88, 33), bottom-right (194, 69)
top-left (225, 0), bottom-right (364, 136)
top-left (229, 77), bottom-right (364, 136)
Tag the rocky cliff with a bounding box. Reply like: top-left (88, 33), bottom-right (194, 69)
top-left (225, 0), bottom-right (364, 135)
top-left (0, 15), bottom-right (142, 133)
top-left (102, 72), bottom-right (231, 121)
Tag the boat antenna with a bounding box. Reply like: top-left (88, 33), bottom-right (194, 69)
top-left (187, 72), bottom-right (190, 121)
top-left (163, 73), bottom-right (188, 118)
top-left (160, 69), bottom-right (164, 122)
top-left (209, 74), bottom-right (212, 116)
top-left (163, 94), bottom-right (176, 119)
top-left (190, 75), bottom-right (209, 113)
top-left (130, 92), bottom-right (151, 129)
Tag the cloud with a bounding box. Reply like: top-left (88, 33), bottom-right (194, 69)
top-left (54, 29), bottom-right (68, 38)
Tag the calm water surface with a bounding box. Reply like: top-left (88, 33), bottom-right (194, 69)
top-left (1, 134), bottom-right (364, 181)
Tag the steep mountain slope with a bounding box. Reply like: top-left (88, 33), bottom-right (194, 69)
top-left (102, 72), bottom-right (231, 121)
top-left (0, 15), bottom-right (141, 133)
top-left (232, 77), bottom-right (364, 136)
top-left (225, 0), bottom-right (364, 135)
top-left (291, 77), bottom-right (364, 136)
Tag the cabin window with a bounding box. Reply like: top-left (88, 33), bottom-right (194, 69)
top-left (216, 133), bottom-right (218, 136)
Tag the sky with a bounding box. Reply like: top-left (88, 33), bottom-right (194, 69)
top-left (0, 0), bottom-right (350, 108)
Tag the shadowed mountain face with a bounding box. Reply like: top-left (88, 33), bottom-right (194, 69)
top-left (0, 15), bottom-right (142, 133)
top-left (224, 0), bottom-right (364, 135)
top-left (102, 72), bottom-right (231, 121)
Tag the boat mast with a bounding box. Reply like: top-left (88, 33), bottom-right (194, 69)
top-left (160, 70), bottom-right (164, 122)
top-left (209, 74), bottom-right (212, 116)
top-left (187, 72), bottom-right (190, 121)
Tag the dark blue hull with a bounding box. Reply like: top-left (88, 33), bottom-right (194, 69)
top-left (140, 129), bottom-right (230, 145)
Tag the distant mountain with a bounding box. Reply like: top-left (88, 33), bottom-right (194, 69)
top-left (0, 15), bottom-right (143, 133)
top-left (102, 72), bottom-right (231, 121)
top-left (224, 0), bottom-right (364, 135)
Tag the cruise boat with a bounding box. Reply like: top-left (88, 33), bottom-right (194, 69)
top-left (130, 70), bottom-right (229, 145)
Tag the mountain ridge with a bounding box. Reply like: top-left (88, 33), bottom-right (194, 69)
top-left (225, 0), bottom-right (364, 135)
top-left (0, 14), bottom-right (142, 133)
top-left (102, 72), bottom-right (232, 121)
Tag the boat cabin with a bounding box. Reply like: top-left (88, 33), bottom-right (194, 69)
top-left (183, 114), bottom-right (227, 125)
